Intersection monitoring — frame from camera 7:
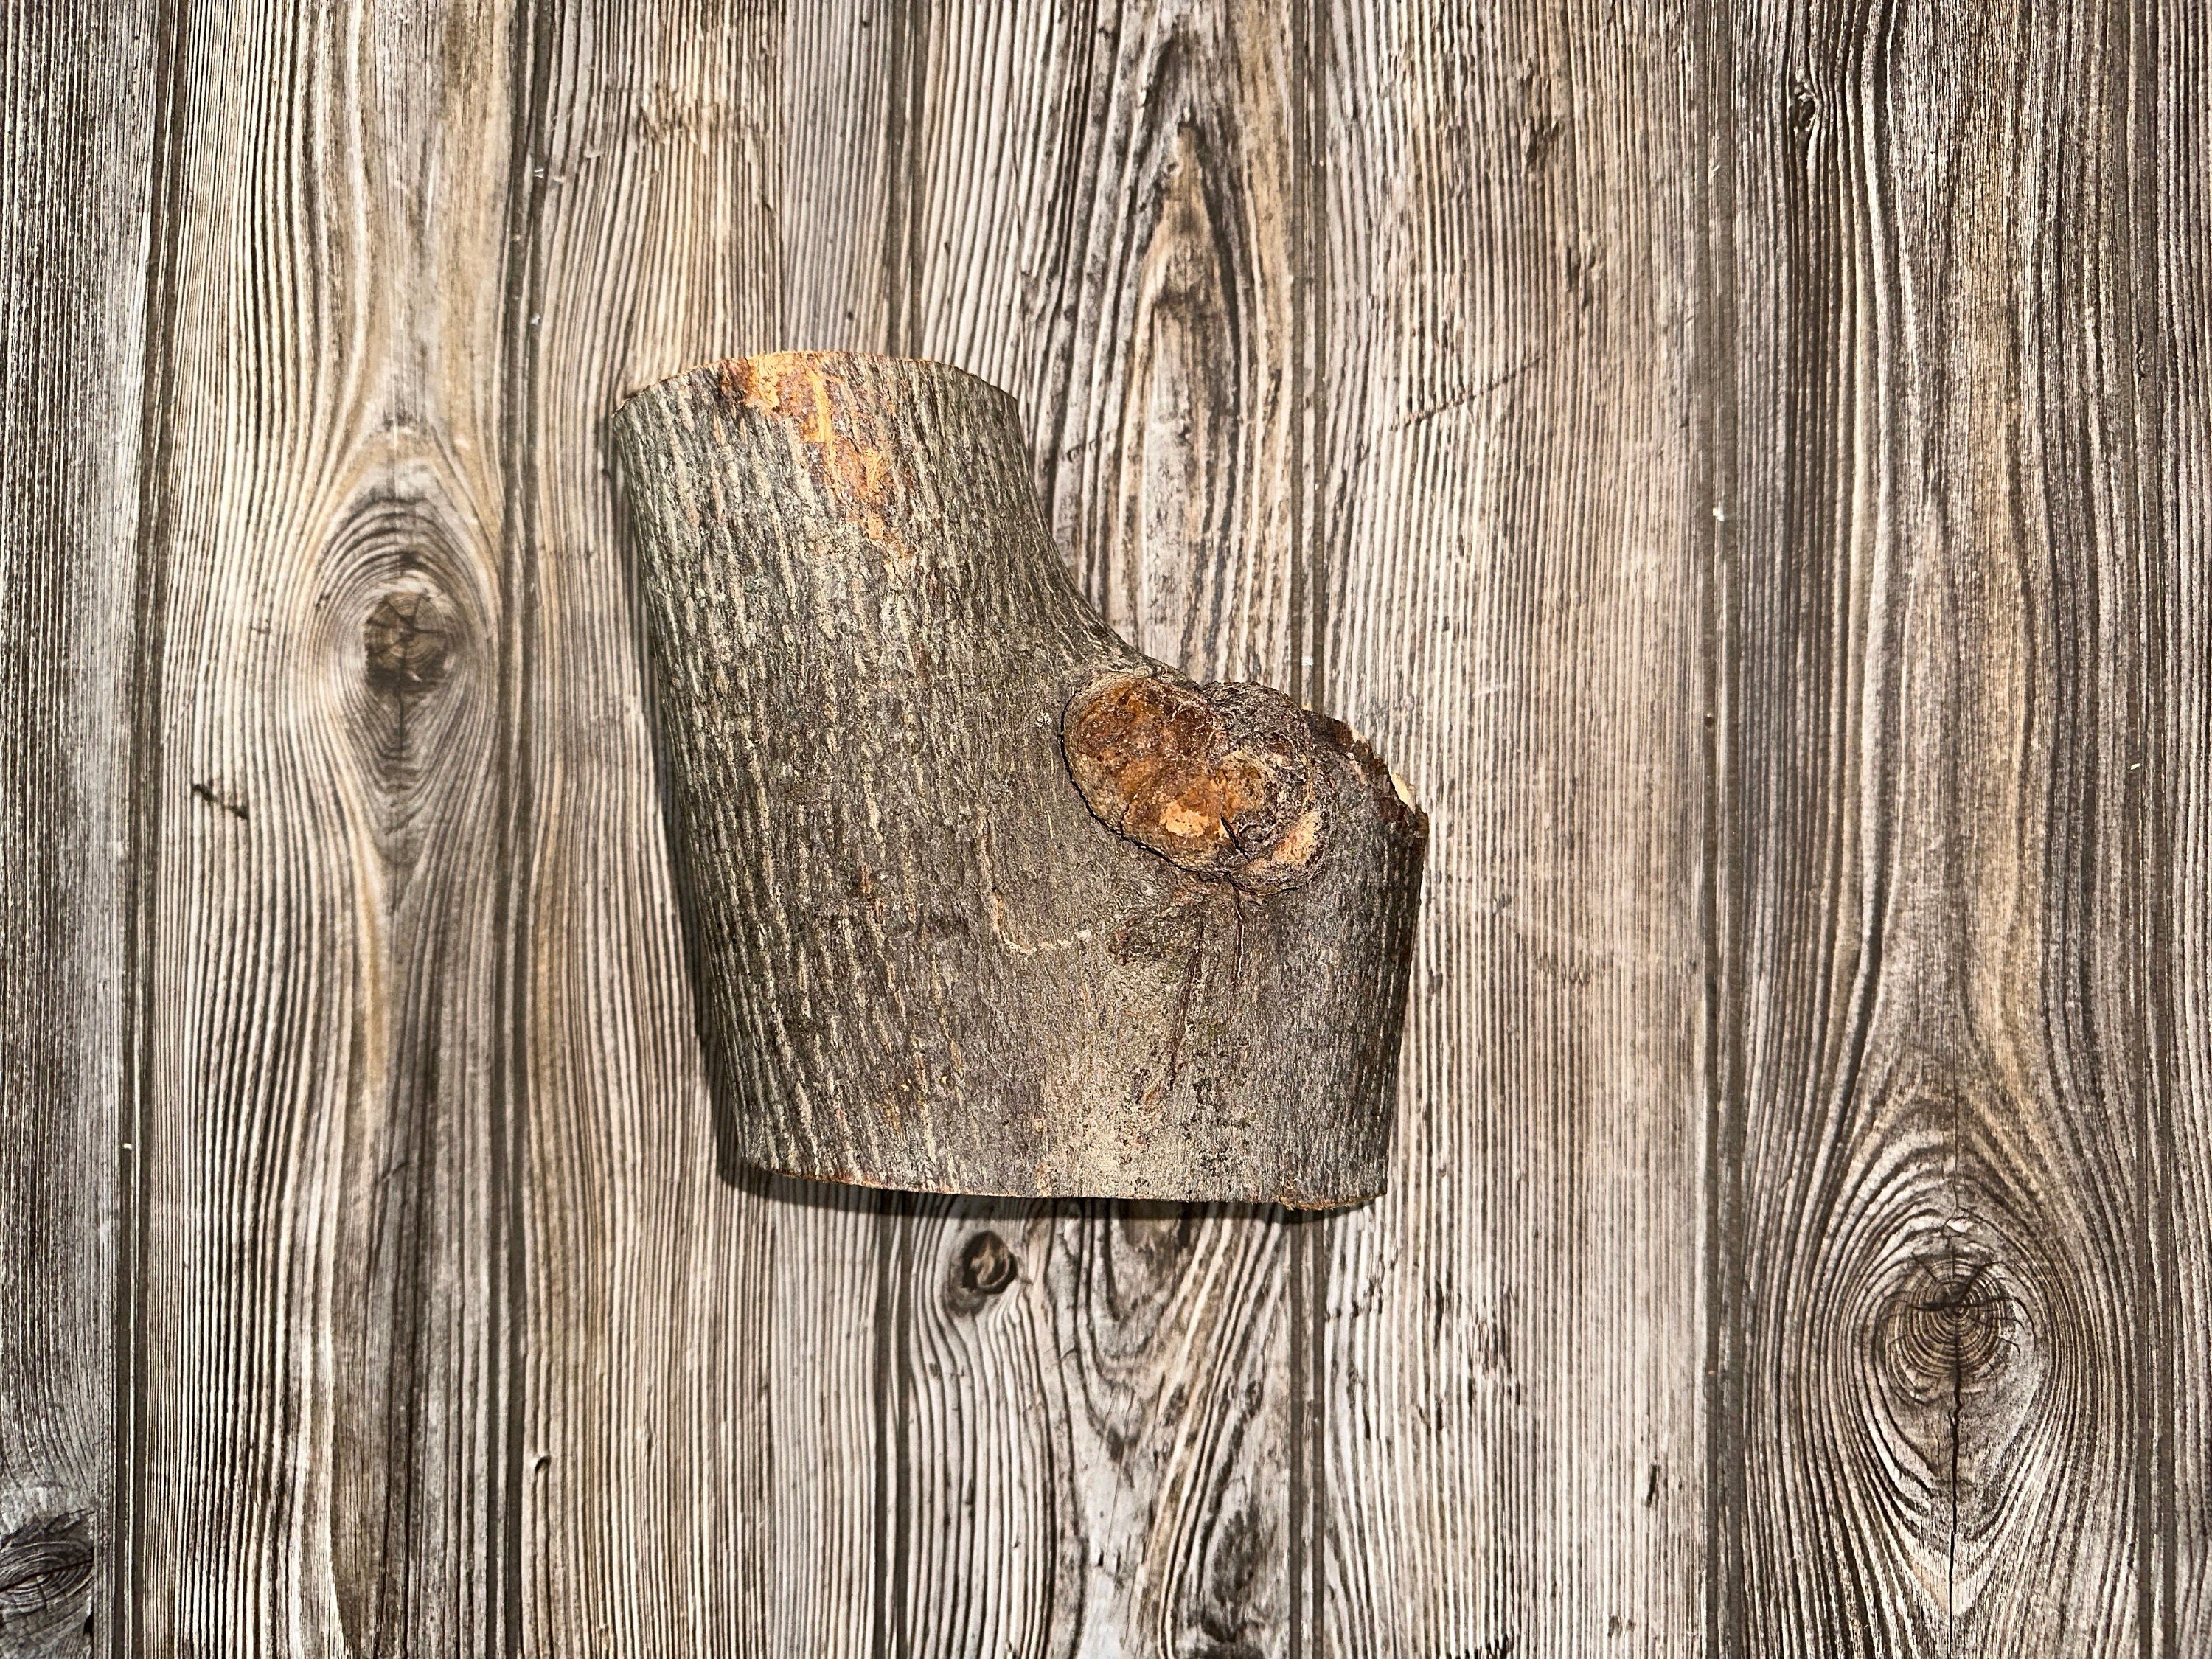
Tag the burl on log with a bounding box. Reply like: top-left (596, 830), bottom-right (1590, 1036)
top-left (614, 352), bottom-right (1425, 1206)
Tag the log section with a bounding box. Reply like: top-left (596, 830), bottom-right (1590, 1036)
top-left (614, 350), bottom-right (1427, 1206)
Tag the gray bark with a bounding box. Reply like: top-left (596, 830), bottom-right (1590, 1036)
top-left (614, 352), bottom-right (1427, 1205)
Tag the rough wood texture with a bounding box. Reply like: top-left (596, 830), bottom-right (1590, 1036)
top-left (1708, 1), bottom-right (2208, 1651)
top-left (4, 0), bottom-right (2207, 1652)
top-left (0, 4), bottom-right (153, 1651)
top-left (615, 351), bottom-right (1425, 1205)
top-left (1309, 5), bottom-right (1711, 1649)
top-left (129, 1), bottom-right (519, 1648)
top-left (493, 7), bottom-right (852, 1653)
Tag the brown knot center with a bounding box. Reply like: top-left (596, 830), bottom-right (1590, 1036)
top-left (1061, 672), bottom-right (1326, 894)
top-left (362, 589), bottom-right (453, 692)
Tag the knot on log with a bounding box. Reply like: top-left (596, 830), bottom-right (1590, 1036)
top-left (1062, 673), bottom-right (1326, 894)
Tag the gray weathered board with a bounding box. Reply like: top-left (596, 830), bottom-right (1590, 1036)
top-left (0, 1), bottom-right (2204, 1655)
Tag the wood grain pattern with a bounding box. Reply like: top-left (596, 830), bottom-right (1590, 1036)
top-left (1708, 0), bottom-right (2209, 1651)
top-left (0, 5), bottom-right (155, 1652)
top-left (131, 1), bottom-right (520, 1647)
top-left (1311, 4), bottom-right (1712, 1654)
top-left (2152, 13), bottom-right (2211, 1651)
top-left (4, 0), bottom-right (2207, 1650)
top-left (494, 7), bottom-right (867, 1653)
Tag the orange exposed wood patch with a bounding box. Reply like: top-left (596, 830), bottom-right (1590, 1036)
top-left (1062, 672), bottom-right (1328, 895)
top-left (720, 353), bottom-right (903, 553)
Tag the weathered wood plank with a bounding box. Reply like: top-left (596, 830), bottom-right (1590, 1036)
top-left (1057, 6), bottom-right (1312, 690)
top-left (493, 6), bottom-right (873, 1653)
top-left (0, 4), bottom-right (155, 1650)
top-left (865, 4), bottom-right (1335, 1649)
top-left (131, 1), bottom-right (521, 1646)
top-left (1313, 1), bottom-right (1711, 1652)
top-left (1711, 0), bottom-right (2199, 1649)
top-left (2153, 9), bottom-right (2212, 1647)
top-left (779, 0), bottom-right (897, 355)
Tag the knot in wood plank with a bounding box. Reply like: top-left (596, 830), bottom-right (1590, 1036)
top-left (946, 1230), bottom-right (1020, 1315)
top-left (1878, 1251), bottom-right (2017, 1408)
top-left (362, 588), bottom-right (454, 692)
top-left (0, 1512), bottom-right (94, 1622)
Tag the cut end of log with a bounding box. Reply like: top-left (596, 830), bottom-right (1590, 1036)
top-left (717, 352), bottom-right (892, 484)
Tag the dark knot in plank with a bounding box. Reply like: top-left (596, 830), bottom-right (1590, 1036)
top-left (946, 1229), bottom-right (1019, 1315)
top-left (0, 1512), bottom-right (94, 1621)
top-left (189, 780), bottom-right (248, 821)
top-left (1877, 1251), bottom-right (2017, 1408)
top-left (363, 588), bottom-right (454, 692)
top-left (1062, 672), bottom-right (1327, 894)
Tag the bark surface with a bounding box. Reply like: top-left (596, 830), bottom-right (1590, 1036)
top-left (615, 352), bottom-right (1427, 1205)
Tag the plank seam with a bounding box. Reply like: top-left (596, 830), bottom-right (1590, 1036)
top-left (114, 0), bottom-right (192, 1646)
top-left (495, 0), bottom-right (560, 1647)
top-left (2124, 4), bottom-right (2181, 1649)
top-left (1691, 0), bottom-right (1745, 1650)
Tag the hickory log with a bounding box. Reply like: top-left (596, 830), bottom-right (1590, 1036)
top-left (613, 352), bottom-right (1425, 1205)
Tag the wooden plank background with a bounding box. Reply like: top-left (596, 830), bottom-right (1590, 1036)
top-left (0, 1), bottom-right (2203, 1654)
top-left (1, 5), bottom-right (155, 1654)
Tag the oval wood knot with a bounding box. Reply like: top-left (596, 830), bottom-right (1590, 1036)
top-left (946, 1230), bottom-right (1019, 1314)
top-left (362, 588), bottom-right (455, 692)
top-left (1062, 672), bottom-right (1326, 894)
top-left (1879, 1255), bottom-right (2014, 1404)
top-left (0, 1512), bottom-right (94, 1619)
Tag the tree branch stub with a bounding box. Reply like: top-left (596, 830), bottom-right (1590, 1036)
top-left (614, 350), bottom-right (1425, 1206)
